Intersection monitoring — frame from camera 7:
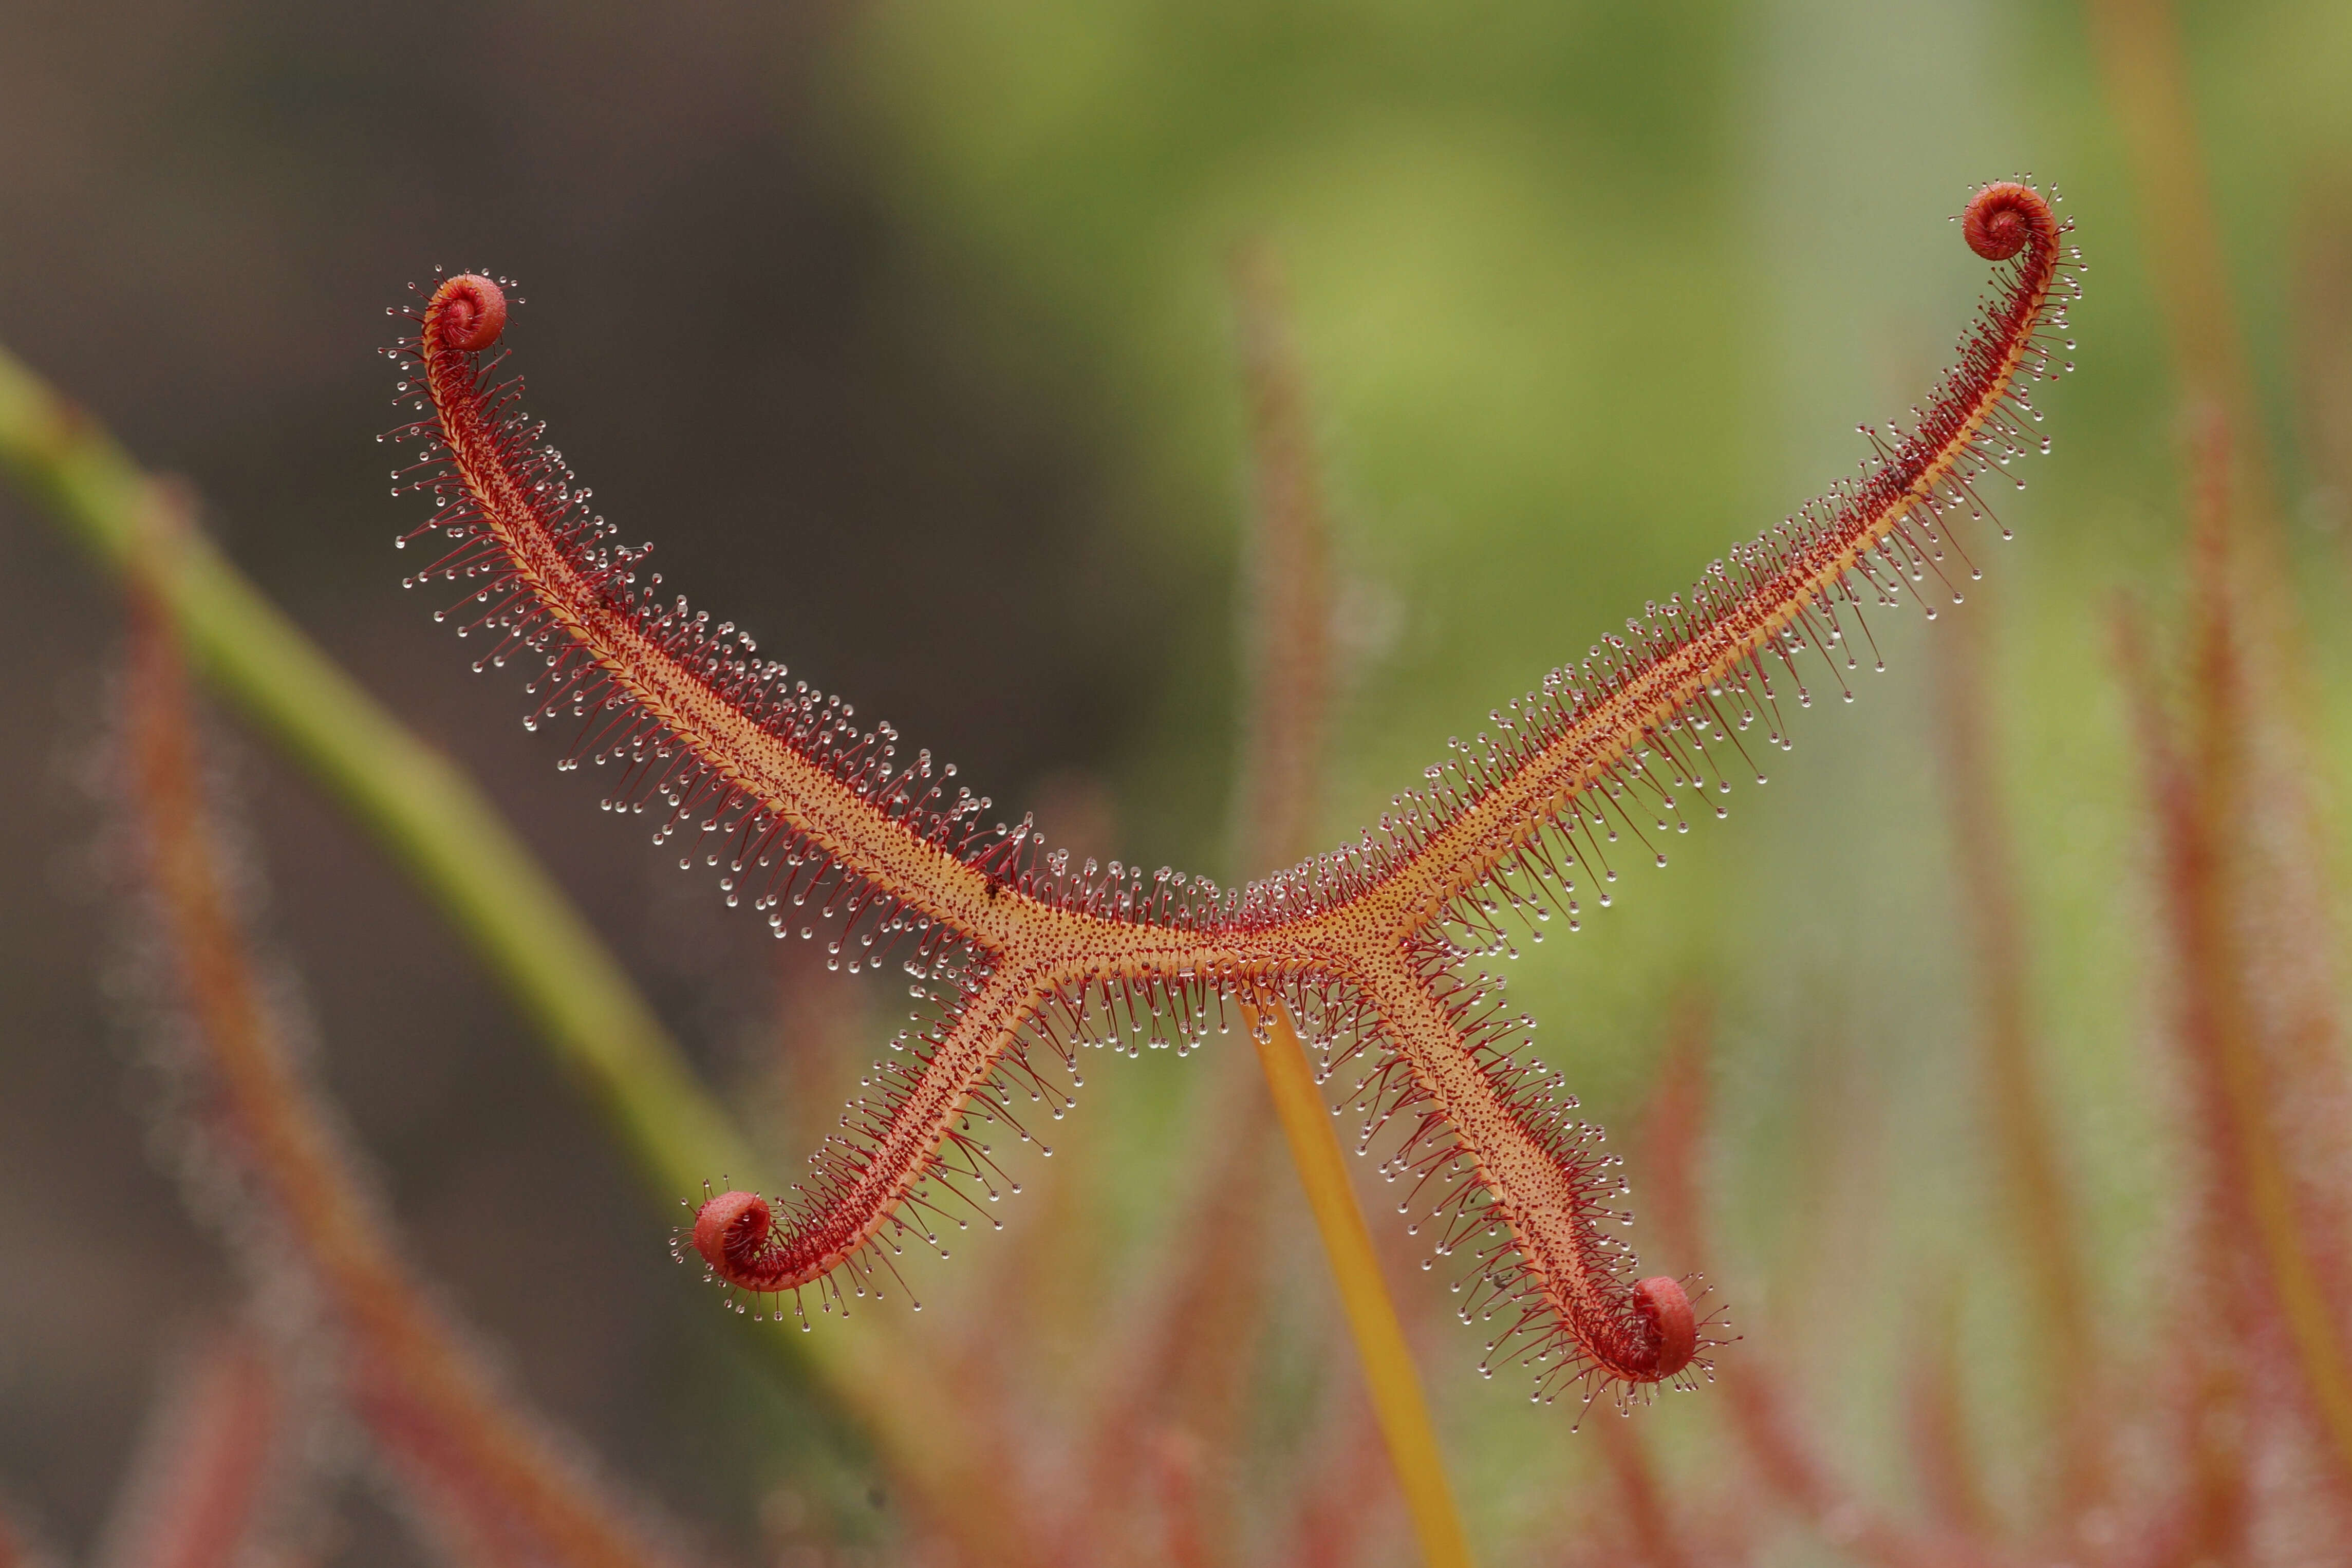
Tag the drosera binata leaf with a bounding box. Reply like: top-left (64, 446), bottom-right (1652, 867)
top-left (386, 180), bottom-right (2078, 1407)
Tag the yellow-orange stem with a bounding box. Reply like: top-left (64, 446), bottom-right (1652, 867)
top-left (1248, 1002), bottom-right (1474, 1568)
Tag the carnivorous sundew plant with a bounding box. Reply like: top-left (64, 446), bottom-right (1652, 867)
top-left (383, 180), bottom-right (2078, 1411)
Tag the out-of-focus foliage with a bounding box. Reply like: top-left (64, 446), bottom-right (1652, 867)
top-left (6, 0), bottom-right (2352, 1563)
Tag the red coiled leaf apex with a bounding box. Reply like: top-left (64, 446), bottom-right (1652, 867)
top-left (1631, 1276), bottom-right (1698, 1380)
top-left (692, 1189), bottom-right (772, 1279)
top-left (426, 273), bottom-right (508, 353)
top-left (1961, 181), bottom-right (2055, 263)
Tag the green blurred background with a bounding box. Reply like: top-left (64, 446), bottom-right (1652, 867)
top-left (3, 0), bottom-right (2348, 1561)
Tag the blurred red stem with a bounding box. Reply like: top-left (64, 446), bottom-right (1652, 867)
top-left (1930, 607), bottom-right (2102, 1518)
top-left (2113, 468), bottom-right (2352, 1488)
top-left (123, 566), bottom-right (690, 1568)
